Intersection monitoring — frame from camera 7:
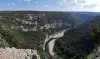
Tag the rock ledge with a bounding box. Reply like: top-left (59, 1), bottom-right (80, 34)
top-left (0, 47), bottom-right (40, 59)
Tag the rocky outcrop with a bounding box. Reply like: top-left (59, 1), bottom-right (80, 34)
top-left (0, 47), bottom-right (40, 59)
top-left (94, 47), bottom-right (100, 59)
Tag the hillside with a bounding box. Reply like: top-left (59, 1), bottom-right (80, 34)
top-left (54, 16), bottom-right (100, 59)
top-left (0, 11), bottom-right (82, 49)
top-left (0, 11), bottom-right (83, 59)
top-left (1, 11), bottom-right (100, 59)
top-left (71, 12), bottom-right (100, 22)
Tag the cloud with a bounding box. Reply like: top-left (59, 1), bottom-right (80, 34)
top-left (36, 1), bottom-right (39, 4)
top-left (44, 5), bottom-right (48, 8)
top-left (11, 3), bottom-right (16, 5)
top-left (24, 0), bottom-right (32, 2)
top-left (7, 3), bottom-right (16, 6)
top-left (43, 4), bottom-right (52, 8)
top-left (58, 0), bottom-right (100, 12)
top-left (83, 4), bottom-right (97, 8)
top-left (7, 4), bottom-right (10, 6)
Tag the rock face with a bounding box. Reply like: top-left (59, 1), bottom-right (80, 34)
top-left (94, 47), bottom-right (100, 59)
top-left (0, 47), bottom-right (40, 59)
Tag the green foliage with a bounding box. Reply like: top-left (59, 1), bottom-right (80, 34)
top-left (0, 23), bottom-right (24, 48)
top-left (95, 25), bottom-right (100, 32)
top-left (87, 53), bottom-right (95, 59)
top-left (90, 25), bottom-right (100, 45)
top-left (54, 16), bottom-right (100, 59)
top-left (0, 34), bottom-right (9, 47)
top-left (90, 32), bottom-right (95, 37)
top-left (37, 47), bottom-right (45, 59)
top-left (0, 11), bottom-right (83, 59)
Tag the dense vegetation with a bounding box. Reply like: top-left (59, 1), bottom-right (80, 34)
top-left (54, 16), bottom-right (100, 59)
top-left (0, 11), bottom-right (83, 59)
top-left (71, 12), bottom-right (100, 22)
top-left (0, 11), bottom-right (82, 49)
top-left (0, 23), bottom-right (23, 48)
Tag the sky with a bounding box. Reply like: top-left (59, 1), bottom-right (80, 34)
top-left (0, 0), bottom-right (100, 12)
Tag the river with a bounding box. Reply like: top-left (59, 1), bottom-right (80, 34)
top-left (43, 29), bottom-right (67, 59)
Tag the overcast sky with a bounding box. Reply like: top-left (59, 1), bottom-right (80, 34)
top-left (0, 0), bottom-right (100, 12)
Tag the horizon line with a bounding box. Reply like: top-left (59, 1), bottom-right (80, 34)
top-left (0, 10), bottom-right (100, 12)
